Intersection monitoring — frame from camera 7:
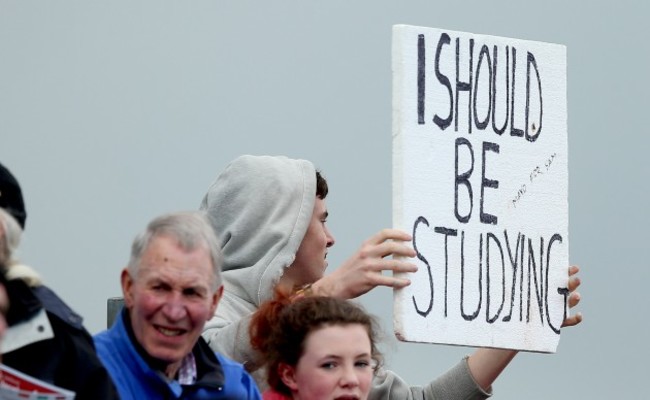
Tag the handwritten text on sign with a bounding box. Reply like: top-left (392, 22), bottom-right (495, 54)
top-left (392, 25), bottom-right (569, 353)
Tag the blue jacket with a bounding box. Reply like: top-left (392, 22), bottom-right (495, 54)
top-left (94, 310), bottom-right (261, 400)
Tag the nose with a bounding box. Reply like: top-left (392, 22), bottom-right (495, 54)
top-left (325, 226), bottom-right (336, 247)
top-left (162, 293), bottom-right (188, 321)
top-left (339, 364), bottom-right (360, 389)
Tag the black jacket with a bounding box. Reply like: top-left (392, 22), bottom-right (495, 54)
top-left (2, 278), bottom-right (119, 400)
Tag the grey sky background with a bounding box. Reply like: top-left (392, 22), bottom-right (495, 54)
top-left (1, 1), bottom-right (646, 398)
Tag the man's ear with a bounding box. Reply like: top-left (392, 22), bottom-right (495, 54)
top-left (121, 268), bottom-right (135, 308)
top-left (209, 285), bottom-right (223, 316)
top-left (279, 363), bottom-right (299, 391)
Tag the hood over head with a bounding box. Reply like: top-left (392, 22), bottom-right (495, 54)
top-left (200, 155), bottom-right (316, 307)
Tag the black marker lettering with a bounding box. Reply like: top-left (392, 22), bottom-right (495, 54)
top-left (473, 44), bottom-right (492, 131)
top-left (461, 231), bottom-right (482, 320)
top-left (545, 234), bottom-right (563, 334)
top-left (434, 227), bottom-right (457, 317)
top-left (486, 232), bottom-right (506, 323)
top-left (491, 45), bottom-right (510, 135)
top-left (417, 34), bottom-right (425, 125)
top-left (510, 47), bottom-right (524, 138)
top-left (525, 51), bottom-right (543, 142)
top-left (480, 141), bottom-right (499, 225)
top-left (455, 137), bottom-right (474, 223)
top-left (433, 33), bottom-right (453, 130)
top-left (412, 217), bottom-right (434, 317)
top-left (455, 38), bottom-right (474, 132)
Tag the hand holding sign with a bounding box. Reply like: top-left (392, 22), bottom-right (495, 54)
top-left (466, 264), bottom-right (582, 391)
top-left (312, 228), bottom-right (417, 299)
top-left (561, 265), bottom-right (582, 328)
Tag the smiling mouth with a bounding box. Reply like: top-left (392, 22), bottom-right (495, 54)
top-left (155, 326), bottom-right (186, 337)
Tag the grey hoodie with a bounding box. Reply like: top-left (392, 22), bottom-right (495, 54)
top-left (200, 155), bottom-right (490, 399)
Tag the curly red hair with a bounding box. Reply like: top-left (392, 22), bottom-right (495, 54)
top-left (250, 290), bottom-right (382, 396)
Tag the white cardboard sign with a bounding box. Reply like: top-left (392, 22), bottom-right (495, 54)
top-left (392, 25), bottom-right (568, 353)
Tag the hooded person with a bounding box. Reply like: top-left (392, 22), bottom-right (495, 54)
top-left (199, 155), bottom-right (583, 399)
top-left (200, 155), bottom-right (323, 374)
top-left (0, 162), bottom-right (119, 400)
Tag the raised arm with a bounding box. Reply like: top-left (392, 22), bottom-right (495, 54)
top-left (467, 265), bottom-right (583, 391)
top-left (311, 229), bottom-right (418, 299)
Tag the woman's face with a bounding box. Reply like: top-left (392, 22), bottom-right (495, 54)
top-left (282, 324), bottom-right (374, 400)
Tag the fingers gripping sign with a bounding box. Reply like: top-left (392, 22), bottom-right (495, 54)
top-left (561, 265), bottom-right (582, 328)
top-left (312, 229), bottom-right (417, 300)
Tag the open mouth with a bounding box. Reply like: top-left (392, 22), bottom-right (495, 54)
top-left (155, 325), bottom-right (186, 337)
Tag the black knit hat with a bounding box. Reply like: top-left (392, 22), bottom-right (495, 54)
top-left (0, 162), bottom-right (26, 229)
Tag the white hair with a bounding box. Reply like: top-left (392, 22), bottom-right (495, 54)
top-left (127, 211), bottom-right (223, 292)
top-left (0, 208), bottom-right (22, 268)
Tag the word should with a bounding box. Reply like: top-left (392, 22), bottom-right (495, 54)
top-left (416, 32), bottom-right (543, 141)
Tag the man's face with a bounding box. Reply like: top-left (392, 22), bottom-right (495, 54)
top-left (281, 197), bottom-right (336, 289)
top-left (122, 235), bottom-right (222, 373)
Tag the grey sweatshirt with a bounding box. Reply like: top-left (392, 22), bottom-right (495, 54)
top-left (200, 155), bottom-right (490, 399)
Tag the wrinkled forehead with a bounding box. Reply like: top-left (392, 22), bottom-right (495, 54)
top-left (137, 237), bottom-right (215, 286)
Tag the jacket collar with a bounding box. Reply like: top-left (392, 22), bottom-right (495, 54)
top-left (121, 308), bottom-right (225, 389)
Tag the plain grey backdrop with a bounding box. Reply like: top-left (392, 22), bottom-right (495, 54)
top-left (1, 1), bottom-right (647, 398)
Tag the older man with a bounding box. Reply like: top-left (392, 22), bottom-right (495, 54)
top-left (94, 211), bottom-right (261, 399)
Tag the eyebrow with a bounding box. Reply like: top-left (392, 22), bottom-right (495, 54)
top-left (321, 352), bottom-right (371, 360)
top-left (148, 277), bottom-right (208, 293)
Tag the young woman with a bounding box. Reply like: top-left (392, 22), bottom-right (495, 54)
top-left (250, 292), bottom-right (382, 400)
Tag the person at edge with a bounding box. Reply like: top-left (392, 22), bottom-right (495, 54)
top-left (94, 211), bottom-right (261, 399)
top-left (199, 155), bottom-right (582, 399)
top-left (0, 279), bottom-right (7, 357)
top-left (250, 293), bottom-right (384, 400)
top-left (0, 162), bottom-right (119, 399)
